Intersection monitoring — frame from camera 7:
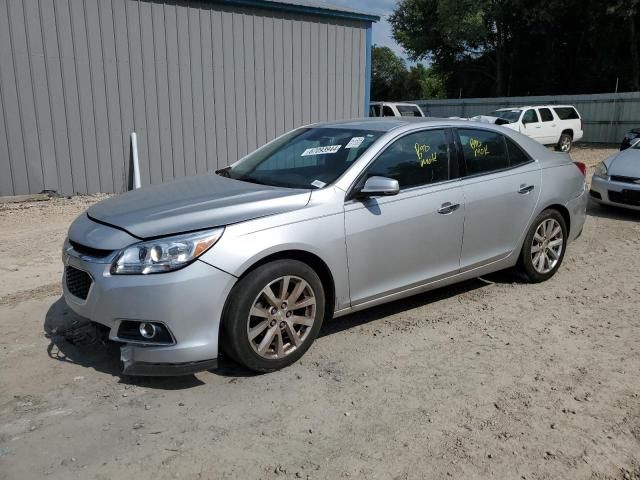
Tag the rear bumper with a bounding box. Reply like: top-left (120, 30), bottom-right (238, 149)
top-left (590, 175), bottom-right (640, 211)
top-left (62, 251), bottom-right (237, 375)
top-left (566, 184), bottom-right (588, 243)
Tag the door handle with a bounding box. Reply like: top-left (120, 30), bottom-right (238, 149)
top-left (438, 202), bottom-right (460, 214)
top-left (518, 184), bottom-right (535, 194)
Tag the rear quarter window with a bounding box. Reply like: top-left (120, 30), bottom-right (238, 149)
top-left (553, 107), bottom-right (580, 120)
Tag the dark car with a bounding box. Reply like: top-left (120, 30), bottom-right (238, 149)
top-left (621, 128), bottom-right (640, 150)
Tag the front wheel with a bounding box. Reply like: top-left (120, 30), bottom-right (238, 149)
top-left (518, 209), bottom-right (568, 283)
top-left (221, 259), bottom-right (325, 372)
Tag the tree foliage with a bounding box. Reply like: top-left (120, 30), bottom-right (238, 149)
top-left (389, 0), bottom-right (640, 97)
top-left (371, 45), bottom-right (446, 100)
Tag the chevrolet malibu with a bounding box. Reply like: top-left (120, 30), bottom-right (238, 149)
top-left (62, 119), bottom-right (588, 375)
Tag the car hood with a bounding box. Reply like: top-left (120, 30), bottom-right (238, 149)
top-left (87, 174), bottom-right (311, 238)
top-left (606, 148), bottom-right (640, 177)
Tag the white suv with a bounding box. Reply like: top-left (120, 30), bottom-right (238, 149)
top-left (478, 105), bottom-right (584, 152)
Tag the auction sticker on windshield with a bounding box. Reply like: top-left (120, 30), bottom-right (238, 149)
top-left (345, 137), bottom-right (365, 149)
top-left (301, 145), bottom-right (341, 156)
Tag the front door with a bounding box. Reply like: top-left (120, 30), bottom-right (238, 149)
top-left (454, 128), bottom-right (541, 269)
top-left (521, 108), bottom-right (544, 142)
top-left (344, 128), bottom-right (465, 306)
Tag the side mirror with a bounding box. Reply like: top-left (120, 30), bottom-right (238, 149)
top-left (358, 176), bottom-right (400, 197)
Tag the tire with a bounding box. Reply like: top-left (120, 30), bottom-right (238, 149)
top-left (518, 209), bottom-right (568, 283)
top-left (556, 133), bottom-right (573, 152)
top-left (221, 259), bottom-right (325, 372)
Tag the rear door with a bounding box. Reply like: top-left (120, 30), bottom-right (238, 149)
top-left (454, 128), bottom-right (541, 270)
top-left (537, 107), bottom-right (559, 144)
top-left (344, 128), bottom-right (464, 305)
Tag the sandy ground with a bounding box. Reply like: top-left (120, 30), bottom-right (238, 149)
top-left (1, 146), bottom-right (639, 480)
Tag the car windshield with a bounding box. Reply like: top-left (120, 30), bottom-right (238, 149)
top-left (220, 127), bottom-right (383, 189)
top-left (488, 109), bottom-right (521, 123)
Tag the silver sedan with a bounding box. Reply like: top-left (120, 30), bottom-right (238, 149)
top-left (62, 119), bottom-right (588, 375)
top-left (590, 138), bottom-right (640, 210)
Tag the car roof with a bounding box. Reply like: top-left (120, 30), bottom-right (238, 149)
top-left (310, 117), bottom-right (503, 132)
top-left (369, 102), bottom-right (420, 107)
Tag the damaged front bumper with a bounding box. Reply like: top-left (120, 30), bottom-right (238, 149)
top-left (62, 239), bottom-right (236, 376)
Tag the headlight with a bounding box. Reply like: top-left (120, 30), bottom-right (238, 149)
top-left (593, 162), bottom-right (608, 178)
top-left (111, 228), bottom-right (224, 275)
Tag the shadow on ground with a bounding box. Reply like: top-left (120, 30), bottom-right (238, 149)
top-left (586, 198), bottom-right (640, 222)
top-left (44, 270), bottom-right (512, 386)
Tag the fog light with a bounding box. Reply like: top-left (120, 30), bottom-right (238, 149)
top-left (139, 322), bottom-right (157, 339)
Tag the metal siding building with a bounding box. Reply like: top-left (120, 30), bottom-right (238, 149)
top-left (0, 0), bottom-right (377, 196)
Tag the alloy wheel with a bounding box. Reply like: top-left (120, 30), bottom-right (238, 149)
top-left (560, 136), bottom-right (571, 152)
top-left (531, 218), bottom-right (564, 274)
top-left (247, 275), bottom-right (316, 359)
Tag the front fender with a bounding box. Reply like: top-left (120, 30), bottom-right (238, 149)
top-left (199, 203), bottom-right (350, 311)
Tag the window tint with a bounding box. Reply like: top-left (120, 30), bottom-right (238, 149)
top-left (539, 108), bottom-right (553, 122)
top-left (369, 105), bottom-right (381, 117)
top-left (382, 105), bottom-right (395, 117)
top-left (506, 137), bottom-right (531, 166)
top-left (457, 129), bottom-right (509, 175)
top-left (366, 129), bottom-right (450, 189)
top-left (522, 109), bottom-right (539, 124)
top-left (553, 107), bottom-right (579, 120)
top-left (396, 105), bottom-right (423, 117)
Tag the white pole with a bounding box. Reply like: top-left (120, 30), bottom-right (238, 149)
top-left (131, 132), bottom-right (141, 190)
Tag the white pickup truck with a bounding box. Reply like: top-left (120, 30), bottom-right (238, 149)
top-left (473, 105), bottom-right (584, 152)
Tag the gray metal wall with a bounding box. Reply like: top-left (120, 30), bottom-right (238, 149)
top-left (0, 0), bottom-right (368, 196)
top-left (413, 92), bottom-right (640, 144)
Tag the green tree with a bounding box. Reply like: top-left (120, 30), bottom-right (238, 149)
top-left (403, 64), bottom-right (447, 99)
top-left (389, 0), bottom-right (640, 97)
top-left (371, 45), bottom-right (407, 100)
top-left (371, 45), bottom-right (447, 100)
top-left (390, 0), bottom-right (520, 96)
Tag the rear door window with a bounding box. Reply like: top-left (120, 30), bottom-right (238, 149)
top-left (553, 107), bottom-right (580, 120)
top-left (382, 105), bottom-right (395, 117)
top-left (369, 105), bottom-right (381, 117)
top-left (538, 108), bottom-right (554, 122)
top-left (457, 129), bottom-right (509, 175)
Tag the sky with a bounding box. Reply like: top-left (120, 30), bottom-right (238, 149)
top-left (319, 0), bottom-right (407, 59)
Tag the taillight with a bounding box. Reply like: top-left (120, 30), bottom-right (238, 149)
top-left (574, 161), bottom-right (587, 176)
top-left (580, 118), bottom-right (583, 131)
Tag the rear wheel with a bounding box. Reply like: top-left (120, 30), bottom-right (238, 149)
top-left (518, 209), bottom-right (567, 283)
top-left (221, 259), bottom-right (325, 372)
top-left (556, 133), bottom-right (573, 152)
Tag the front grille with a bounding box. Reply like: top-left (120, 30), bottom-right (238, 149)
top-left (69, 240), bottom-right (113, 259)
top-left (608, 190), bottom-right (640, 206)
top-left (610, 175), bottom-right (640, 185)
top-left (65, 266), bottom-right (92, 300)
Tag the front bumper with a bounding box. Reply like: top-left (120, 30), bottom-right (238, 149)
top-left (62, 250), bottom-right (237, 375)
top-left (590, 175), bottom-right (640, 211)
